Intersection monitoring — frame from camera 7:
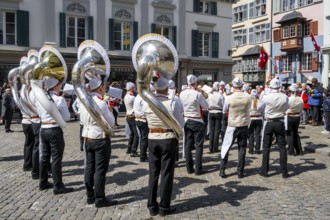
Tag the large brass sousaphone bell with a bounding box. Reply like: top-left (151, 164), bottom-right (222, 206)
top-left (31, 45), bottom-right (68, 128)
top-left (132, 33), bottom-right (182, 137)
top-left (72, 40), bottom-right (113, 136)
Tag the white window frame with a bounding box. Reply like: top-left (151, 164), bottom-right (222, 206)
top-left (301, 53), bottom-right (312, 71)
top-left (66, 16), bottom-right (87, 48)
top-left (283, 26), bottom-right (289, 39)
top-left (290, 24), bottom-right (296, 37)
top-left (282, 55), bottom-right (292, 72)
top-left (198, 32), bottom-right (210, 57)
top-left (255, 0), bottom-right (266, 17)
top-left (114, 21), bottom-right (132, 51)
top-left (155, 25), bottom-right (171, 39)
top-left (199, 1), bottom-right (210, 14)
top-left (0, 11), bottom-right (16, 45)
top-left (304, 22), bottom-right (310, 36)
top-left (233, 29), bottom-right (247, 47)
top-left (233, 4), bottom-right (248, 23)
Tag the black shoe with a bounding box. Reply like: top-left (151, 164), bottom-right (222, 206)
top-left (95, 198), bottom-right (118, 208)
top-left (248, 150), bottom-right (254, 154)
top-left (5, 129), bottom-right (14, 133)
top-left (32, 174), bottom-right (39, 180)
top-left (140, 157), bottom-right (148, 162)
top-left (255, 150), bottom-right (261, 154)
top-left (87, 197), bottom-right (95, 204)
top-left (126, 149), bottom-right (131, 154)
top-left (219, 170), bottom-right (227, 178)
top-left (259, 171), bottom-right (269, 178)
top-left (53, 187), bottom-right (74, 195)
top-left (39, 182), bottom-right (53, 191)
top-left (187, 168), bottom-right (195, 174)
top-left (159, 207), bottom-right (176, 217)
top-left (282, 172), bottom-right (289, 179)
top-left (23, 167), bottom-right (32, 172)
top-left (149, 208), bottom-right (159, 216)
top-left (115, 124), bottom-right (120, 126)
top-left (195, 170), bottom-right (204, 176)
top-left (130, 152), bottom-right (139, 157)
top-left (237, 172), bottom-right (244, 179)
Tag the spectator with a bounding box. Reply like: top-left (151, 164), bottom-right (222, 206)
top-left (300, 83), bottom-right (310, 124)
top-left (307, 78), bottom-right (323, 126)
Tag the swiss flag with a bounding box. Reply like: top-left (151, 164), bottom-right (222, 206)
top-left (258, 46), bottom-right (269, 69)
top-left (310, 32), bottom-right (320, 52)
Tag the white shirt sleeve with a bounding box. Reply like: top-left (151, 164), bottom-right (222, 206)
top-left (58, 97), bottom-right (71, 122)
top-left (100, 101), bottom-right (115, 127)
top-left (197, 92), bottom-right (209, 109)
top-left (72, 99), bottom-right (79, 114)
top-left (171, 99), bottom-right (185, 128)
top-left (223, 97), bottom-right (229, 113)
top-left (257, 97), bottom-right (266, 112)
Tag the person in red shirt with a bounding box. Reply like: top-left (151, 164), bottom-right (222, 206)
top-left (300, 83), bottom-right (310, 124)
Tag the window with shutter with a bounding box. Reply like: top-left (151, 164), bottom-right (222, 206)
top-left (133, 21), bottom-right (138, 44)
top-left (88, 16), bottom-right (93, 40)
top-left (212, 32), bottom-right (219, 58)
top-left (151, 23), bottom-right (156, 33)
top-left (16, 10), bottom-right (29, 46)
top-left (66, 16), bottom-right (87, 47)
top-left (171, 26), bottom-right (177, 48)
top-left (191, 30), bottom-right (199, 57)
top-left (310, 20), bottom-right (318, 35)
top-left (193, 0), bottom-right (200, 12)
top-left (59, 12), bottom-right (66, 47)
top-left (210, 2), bottom-right (217, 15)
top-left (109, 18), bottom-right (115, 50)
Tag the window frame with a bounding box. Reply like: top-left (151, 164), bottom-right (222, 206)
top-left (282, 55), bottom-right (292, 72)
top-left (233, 4), bottom-right (248, 23)
top-left (199, 1), bottom-right (210, 14)
top-left (233, 28), bottom-right (247, 47)
top-left (283, 26), bottom-right (289, 39)
top-left (290, 24), bottom-right (296, 37)
top-left (0, 11), bottom-right (17, 46)
top-left (301, 53), bottom-right (312, 71)
top-left (255, 0), bottom-right (266, 17)
top-left (155, 25), bottom-right (171, 39)
top-left (114, 21), bottom-right (132, 51)
top-left (66, 16), bottom-right (87, 48)
top-left (198, 32), bottom-right (210, 57)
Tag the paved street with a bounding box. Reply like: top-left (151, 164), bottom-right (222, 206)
top-left (1, 116), bottom-right (330, 220)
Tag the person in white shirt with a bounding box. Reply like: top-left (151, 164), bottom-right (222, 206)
top-left (207, 81), bottom-right (223, 153)
top-left (133, 93), bottom-right (149, 162)
top-left (72, 97), bottom-right (84, 151)
top-left (287, 83), bottom-right (304, 156)
top-left (248, 89), bottom-right (263, 154)
top-left (258, 78), bottom-right (289, 179)
top-left (79, 76), bottom-right (117, 208)
top-left (124, 82), bottom-right (139, 157)
top-left (143, 76), bottom-right (184, 217)
top-left (180, 75), bottom-right (208, 175)
top-left (219, 77), bottom-right (251, 179)
top-left (35, 76), bottom-right (72, 194)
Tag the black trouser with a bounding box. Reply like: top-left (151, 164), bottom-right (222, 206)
top-left (287, 116), bottom-right (302, 155)
top-left (3, 109), bottom-right (13, 131)
top-left (311, 105), bottom-right (321, 123)
top-left (248, 119), bottom-right (262, 152)
top-left (208, 112), bottom-right (222, 152)
top-left (261, 121), bottom-right (287, 174)
top-left (136, 120), bottom-right (149, 160)
top-left (202, 110), bottom-right (209, 138)
top-left (79, 124), bottom-right (84, 151)
top-left (31, 122), bottom-right (40, 177)
top-left (325, 111), bottom-right (330, 131)
top-left (220, 126), bottom-right (248, 173)
top-left (184, 120), bottom-right (205, 173)
top-left (22, 123), bottom-right (35, 169)
top-left (84, 138), bottom-right (111, 201)
top-left (113, 109), bottom-right (118, 125)
top-left (39, 127), bottom-right (65, 189)
top-left (221, 114), bottom-right (228, 143)
top-left (126, 117), bottom-right (139, 153)
top-left (147, 138), bottom-right (177, 213)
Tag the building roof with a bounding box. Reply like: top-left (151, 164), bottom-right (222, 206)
top-left (243, 45), bottom-right (260, 56)
top-left (277, 10), bottom-right (306, 24)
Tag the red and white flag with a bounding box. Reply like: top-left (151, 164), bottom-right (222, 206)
top-left (310, 32), bottom-right (320, 52)
top-left (258, 46), bottom-right (268, 69)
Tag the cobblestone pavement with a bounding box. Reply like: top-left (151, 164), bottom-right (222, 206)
top-left (1, 117), bottom-right (330, 220)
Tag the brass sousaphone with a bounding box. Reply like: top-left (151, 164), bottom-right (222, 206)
top-left (71, 40), bottom-right (113, 136)
top-left (30, 45), bottom-right (68, 128)
top-left (132, 33), bottom-right (182, 137)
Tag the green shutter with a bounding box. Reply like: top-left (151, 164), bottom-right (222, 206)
top-left (211, 2), bottom-right (217, 15)
top-left (109, 18), bottom-right (115, 50)
top-left (59, 13), bottom-right (66, 47)
top-left (212, 32), bottom-right (219, 58)
top-left (191, 30), bottom-right (199, 57)
top-left (193, 0), bottom-right (200, 12)
top-left (16, 10), bottom-right (29, 47)
top-left (151, 23), bottom-right (156, 33)
top-left (171, 26), bottom-right (177, 48)
top-left (88, 16), bottom-right (93, 40)
top-left (133, 21), bottom-right (138, 44)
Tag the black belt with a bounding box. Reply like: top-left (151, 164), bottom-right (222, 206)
top-left (266, 117), bottom-right (284, 122)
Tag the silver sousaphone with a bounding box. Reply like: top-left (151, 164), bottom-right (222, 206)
top-left (132, 33), bottom-right (182, 138)
top-left (71, 40), bottom-right (113, 136)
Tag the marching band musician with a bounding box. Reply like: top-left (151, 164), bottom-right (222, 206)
top-left (124, 82), bottom-right (139, 157)
top-left (180, 75), bottom-right (208, 175)
top-left (21, 111), bottom-right (35, 173)
top-left (258, 78), bottom-right (289, 179)
top-left (207, 81), bottom-right (223, 153)
top-left (133, 91), bottom-right (149, 162)
top-left (143, 75), bottom-right (184, 217)
top-left (36, 76), bottom-right (73, 194)
top-left (29, 90), bottom-right (41, 179)
top-left (248, 89), bottom-right (263, 154)
top-left (79, 76), bottom-right (118, 208)
top-left (286, 83), bottom-right (304, 156)
top-left (219, 77), bottom-right (251, 179)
